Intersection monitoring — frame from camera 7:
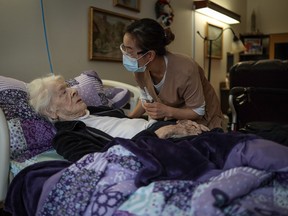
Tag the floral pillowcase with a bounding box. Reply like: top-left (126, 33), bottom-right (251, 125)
top-left (66, 70), bottom-right (130, 109)
top-left (0, 76), bottom-right (54, 162)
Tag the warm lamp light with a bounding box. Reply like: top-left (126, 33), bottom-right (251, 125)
top-left (229, 28), bottom-right (246, 53)
top-left (231, 35), bottom-right (246, 53)
top-left (194, 0), bottom-right (241, 24)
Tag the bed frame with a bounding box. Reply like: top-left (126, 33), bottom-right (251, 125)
top-left (102, 79), bottom-right (140, 113)
top-left (0, 79), bottom-right (140, 206)
top-left (0, 108), bottom-right (10, 205)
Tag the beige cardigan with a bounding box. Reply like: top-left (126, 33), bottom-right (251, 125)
top-left (137, 52), bottom-right (223, 129)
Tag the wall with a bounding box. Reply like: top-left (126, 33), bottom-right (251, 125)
top-left (192, 0), bottom-right (247, 96)
top-left (1, 0), bottom-right (286, 98)
top-left (0, 0), bottom-right (244, 99)
top-left (0, 0), bottom-right (195, 87)
top-left (246, 0), bottom-right (288, 34)
top-left (0, 0), bottom-right (149, 84)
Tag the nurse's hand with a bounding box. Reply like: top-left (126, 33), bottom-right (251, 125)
top-left (142, 101), bottom-right (168, 119)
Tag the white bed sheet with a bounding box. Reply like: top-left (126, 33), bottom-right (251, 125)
top-left (10, 149), bottom-right (65, 179)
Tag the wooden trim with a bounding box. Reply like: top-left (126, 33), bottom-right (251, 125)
top-left (88, 7), bottom-right (137, 61)
top-left (206, 23), bottom-right (223, 59)
top-left (269, 33), bottom-right (288, 59)
top-left (113, 0), bottom-right (140, 12)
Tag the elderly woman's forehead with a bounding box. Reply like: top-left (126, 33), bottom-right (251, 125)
top-left (46, 78), bottom-right (66, 90)
top-left (49, 76), bottom-right (64, 84)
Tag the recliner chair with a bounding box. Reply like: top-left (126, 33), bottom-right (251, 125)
top-left (228, 59), bottom-right (288, 132)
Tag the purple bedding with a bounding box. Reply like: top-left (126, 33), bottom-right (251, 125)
top-left (4, 160), bottom-right (72, 216)
top-left (4, 131), bottom-right (288, 216)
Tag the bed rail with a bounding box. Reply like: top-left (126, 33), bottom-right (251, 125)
top-left (0, 108), bottom-right (10, 203)
top-left (102, 79), bottom-right (140, 112)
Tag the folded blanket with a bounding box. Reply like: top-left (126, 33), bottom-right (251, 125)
top-left (108, 131), bottom-right (259, 187)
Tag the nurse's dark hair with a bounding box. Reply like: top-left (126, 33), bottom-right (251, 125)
top-left (125, 18), bottom-right (175, 56)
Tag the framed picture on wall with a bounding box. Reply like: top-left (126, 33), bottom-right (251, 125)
top-left (244, 38), bottom-right (263, 54)
top-left (89, 7), bottom-right (137, 61)
top-left (206, 23), bottom-right (223, 59)
top-left (113, 0), bottom-right (140, 12)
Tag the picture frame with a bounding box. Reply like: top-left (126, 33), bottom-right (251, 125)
top-left (89, 7), bottom-right (137, 61)
top-left (206, 23), bottom-right (223, 59)
top-left (113, 0), bottom-right (140, 12)
top-left (244, 38), bottom-right (263, 55)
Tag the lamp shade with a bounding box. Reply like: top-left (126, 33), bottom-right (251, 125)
top-left (194, 1), bottom-right (241, 24)
top-left (231, 38), bottom-right (246, 53)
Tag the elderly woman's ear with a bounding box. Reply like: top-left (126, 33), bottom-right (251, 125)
top-left (42, 106), bottom-right (58, 121)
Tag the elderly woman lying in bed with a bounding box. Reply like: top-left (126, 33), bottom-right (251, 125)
top-left (27, 74), bottom-right (210, 161)
top-left (5, 76), bottom-right (288, 216)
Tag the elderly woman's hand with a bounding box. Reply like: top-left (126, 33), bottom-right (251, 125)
top-left (155, 120), bottom-right (210, 139)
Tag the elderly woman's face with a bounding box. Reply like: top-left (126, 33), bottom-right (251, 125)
top-left (47, 79), bottom-right (87, 120)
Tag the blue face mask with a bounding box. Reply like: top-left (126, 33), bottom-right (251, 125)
top-left (122, 53), bottom-right (150, 73)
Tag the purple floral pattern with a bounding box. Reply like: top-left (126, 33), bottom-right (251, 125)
top-left (8, 119), bottom-right (27, 159)
top-left (115, 167), bottom-right (288, 216)
top-left (66, 70), bottom-right (113, 107)
top-left (1, 89), bottom-right (36, 120)
top-left (7, 116), bottom-right (55, 162)
top-left (38, 146), bottom-right (140, 216)
top-left (24, 141), bottom-right (288, 216)
top-left (1, 78), bottom-right (55, 162)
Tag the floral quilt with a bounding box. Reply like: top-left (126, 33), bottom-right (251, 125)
top-left (5, 132), bottom-right (288, 216)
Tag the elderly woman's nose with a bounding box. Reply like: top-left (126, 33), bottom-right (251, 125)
top-left (71, 88), bottom-right (78, 96)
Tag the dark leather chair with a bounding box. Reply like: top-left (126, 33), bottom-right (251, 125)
top-left (228, 59), bottom-right (288, 131)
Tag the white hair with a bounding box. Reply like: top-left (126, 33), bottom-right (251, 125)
top-left (27, 74), bottom-right (64, 120)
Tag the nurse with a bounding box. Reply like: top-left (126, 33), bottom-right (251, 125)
top-left (120, 18), bottom-right (223, 130)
